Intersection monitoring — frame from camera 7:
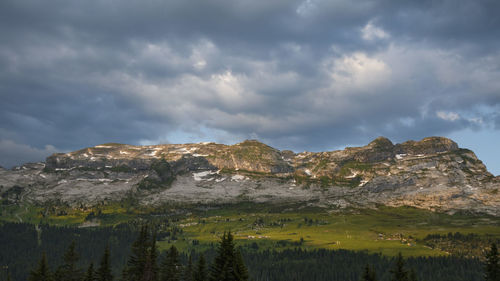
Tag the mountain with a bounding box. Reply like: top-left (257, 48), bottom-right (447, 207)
top-left (1, 136), bottom-right (499, 215)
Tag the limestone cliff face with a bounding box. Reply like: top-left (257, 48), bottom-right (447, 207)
top-left (45, 140), bottom-right (293, 174)
top-left (2, 137), bottom-right (499, 215)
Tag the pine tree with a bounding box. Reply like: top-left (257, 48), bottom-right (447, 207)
top-left (57, 241), bottom-right (83, 281)
top-left (209, 232), bottom-right (231, 281)
top-left (234, 249), bottom-right (248, 281)
top-left (29, 252), bottom-right (52, 281)
top-left (390, 253), bottom-right (408, 281)
top-left (485, 243), bottom-right (500, 281)
top-left (84, 263), bottom-right (95, 281)
top-left (193, 254), bottom-right (207, 281)
top-left (124, 225), bottom-right (150, 281)
top-left (210, 232), bottom-right (233, 281)
top-left (209, 231), bottom-right (248, 281)
top-left (360, 264), bottom-right (377, 281)
top-left (183, 255), bottom-right (194, 281)
top-left (160, 245), bottom-right (182, 281)
top-left (97, 247), bottom-right (113, 281)
top-left (143, 230), bottom-right (159, 281)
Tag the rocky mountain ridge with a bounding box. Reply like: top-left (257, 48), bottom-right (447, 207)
top-left (1, 137), bottom-right (499, 215)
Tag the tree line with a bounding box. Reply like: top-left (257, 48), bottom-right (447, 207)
top-left (27, 241), bottom-right (500, 281)
top-left (28, 226), bottom-right (248, 281)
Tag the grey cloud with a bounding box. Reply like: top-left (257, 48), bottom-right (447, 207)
top-left (0, 140), bottom-right (58, 168)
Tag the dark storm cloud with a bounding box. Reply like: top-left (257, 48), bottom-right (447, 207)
top-left (0, 0), bottom-right (499, 168)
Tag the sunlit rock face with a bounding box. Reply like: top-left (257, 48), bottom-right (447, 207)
top-left (1, 137), bottom-right (499, 215)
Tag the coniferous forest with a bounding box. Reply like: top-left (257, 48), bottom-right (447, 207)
top-left (1, 222), bottom-right (499, 281)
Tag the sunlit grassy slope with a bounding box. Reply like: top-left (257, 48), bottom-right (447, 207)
top-left (2, 202), bottom-right (499, 257)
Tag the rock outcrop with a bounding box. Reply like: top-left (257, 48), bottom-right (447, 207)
top-left (1, 137), bottom-right (499, 215)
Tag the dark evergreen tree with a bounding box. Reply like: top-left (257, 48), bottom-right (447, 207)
top-left (183, 255), bottom-right (194, 281)
top-left (143, 231), bottom-right (159, 281)
top-left (29, 252), bottom-right (52, 281)
top-left (57, 241), bottom-right (83, 281)
top-left (84, 263), bottom-right (95, 281)
top-left (360, 264), bottom-right (377, 281)
top-left (193, 254), bottom-right (207, 281)
top-left (209, 231), bottom-right (248, 281)
top-left (234, 249), bottom-right (248, 281)
top-left (485, 243), bottom-right (500, 281)
top-left (160, 245), bottom-right (182, 281)
top-left (390, 253), bottom-right (409, 281)
top-left (97, 247), bottom-right (113, 281)
top-left (209, 232), bottom-right (232, 281)
top-left (124, 225), bottom-right (150, 281)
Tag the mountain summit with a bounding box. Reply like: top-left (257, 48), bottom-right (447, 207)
top-left (1, 137), bottom-right (499, 215)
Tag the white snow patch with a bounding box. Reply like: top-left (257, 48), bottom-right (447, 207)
top-left (119, 151), bottom-right (130, 155)
top-left (193, 171), bottom-right (215, 181)
top-left (215, 177), bottom-right (226, 182)
top-left (172, 147), bottom-right (198, 154)
top-left (193, 153), bottom-right (209, 157)
top-left (466, 184), bottom-right (478, 191)
top-left (304, 169), bottom-right (312, 176)
top-left (359, 180), bottom-right (369, 187)
top-left (98, 179), bottom-right (113, 182)
top-left (231, 175), bottom-right (247, 182)
top-left (75, 178), bottom-right (113, 182)
top-left (145, 150), bottom-right (158, 157)
top-left (395, 154), bottom-right (406, 160)
top-left (345, 171), bottom-right (358, 179)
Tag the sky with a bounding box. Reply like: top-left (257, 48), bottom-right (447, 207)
top-left (0, 0), bottom-right (499, 175)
